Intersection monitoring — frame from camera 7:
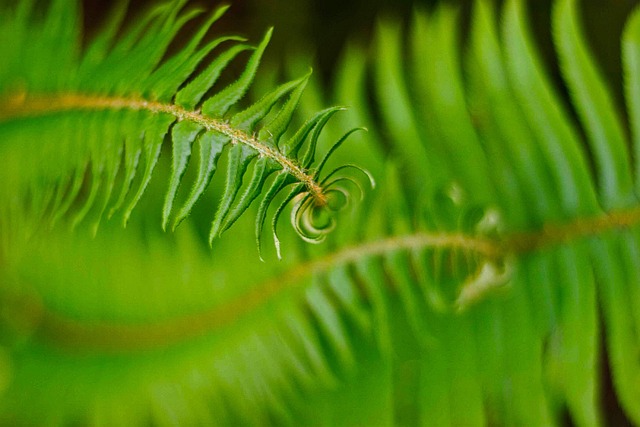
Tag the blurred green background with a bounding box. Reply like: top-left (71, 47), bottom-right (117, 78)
top-left (82, 0), bottom-right (638, 113)
top-left (4, 0), bottom-right (638, 424)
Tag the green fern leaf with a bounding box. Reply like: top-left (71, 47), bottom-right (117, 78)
top-left (553, 0), bottom-right (635, 209)
top-left (6, 0), bottom-right (640, 425)
top-left (270, 0), bottom-right (640, 423)
top-left (0, 0), bottom-right (360, 251)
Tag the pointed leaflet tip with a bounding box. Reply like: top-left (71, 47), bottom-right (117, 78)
top-left (281, 107), bottom-right (345, 157)
top-left (51, 165), bottom-right (86, 227)
top-left (122, 114), bottom-right (175, 227)
top-left (219, 157), bottom-right (277, 235)
top-left (207, 4), bottom-right (231, 28)
top-left (300, 112), bottom-right (338, 169)
top-left (270, 183), bottom-right (305, 258)
top-left (71, 162), bottom-right (104, 230)
top-left (230, 76), bottom-right (304, 132)
top-left (161, 121), bottom-right (202, 230)
top-left (111, 2), bottom-right (197, 94)
top-left (80, 0), bottom-right (129, 69)
top-left (209, 144), bottom-right (256, 243)
top-left (313, 127), bottom-right (366, 179)
top-left (49, 174), bottom-right (72, 226)
top-left (259, 69), bottom-right (313, 144)
top-left (151, 35), bottom-right (245, 101)
top-left (255, 172), bottom-right (292, 259)
top-left (108, 133), bottom-right (142, 219)
top-left (91, 142), bottom-right (124, 234)
top-left (319, 164), bottom-right (376, 191)
top-left (274, 234), bottom-right (282, 260)
top-left (106, 110), bottom-right (143, 219)
top-left (172, 133), bottom-right (228, 231)
top-left (192, 4), bottom-right (234, 43)
top-left (175, 43), bottom-right (253, 110)
top-left (146, 2), bottom-right (241, 101)
top-left (201, 27), bottom-right (273, 117)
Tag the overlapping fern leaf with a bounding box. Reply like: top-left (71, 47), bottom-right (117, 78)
top-left (0, 0), bottom-right (357, 253)
top-left (5, 0), bottom-right (640, 425)
top-left (266, 0), bottom-right (640, 423)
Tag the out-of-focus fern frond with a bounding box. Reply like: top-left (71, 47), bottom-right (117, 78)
top-left (269, 0), bottom-right (640, 424)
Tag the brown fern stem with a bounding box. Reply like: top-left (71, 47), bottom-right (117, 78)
top-left (0, 93), bottom-right (328, 204)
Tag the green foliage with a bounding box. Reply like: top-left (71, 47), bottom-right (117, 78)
top-left (0, 0), bottom-right (355, 254)
top-left (2, 0), bottom-right (640, 425)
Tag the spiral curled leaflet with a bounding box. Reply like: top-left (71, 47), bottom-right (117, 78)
top-left (419, 183), bottom-right (512, 313)
top-left (0, 0), bottom-right (366, 255)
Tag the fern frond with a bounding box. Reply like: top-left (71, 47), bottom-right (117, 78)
top-left (0, 169), bottom-right (508, 424)
top-left (272, 0), bottom-right (640, 423)
top-left (0, 0), bottom-right (359, 251)
top-left (6, 0), bottom-right (640, 425)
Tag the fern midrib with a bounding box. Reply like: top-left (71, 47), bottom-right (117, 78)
top-left (26, 204), bottom-right (640, 353)
top-left (34, 231), bottom-right (499, 353)
top-left (0, 93), bottom-right (327, 203)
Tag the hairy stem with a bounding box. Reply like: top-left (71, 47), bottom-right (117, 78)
top-left (0, 93), bottom-right (327, 204)
top-left (6, 91), bottom-right (640, 352)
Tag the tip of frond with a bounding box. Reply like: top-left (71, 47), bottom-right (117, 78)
top-left (369, 176), bottom-right (376, 189)
top-left (264, 27), bottom-right (275, 39)
top-left (216, 4), bottom-right (231, 15)
top-left (122, 213), bottom-right (131, 229)
top-left (170, 218), bottom-right (183, 232)
top-left (362, 167), bottom-right (376, 189)
top-left (190, 7), bottom-right (207, 16)
top-left (208, 229), bottom-right (218, 248)
top-left (90, 222), bottom-right (101, 238)
top-left (257, 246), bottom-right (266, 263)
top-left (274, 235), bottom-right (282, 260)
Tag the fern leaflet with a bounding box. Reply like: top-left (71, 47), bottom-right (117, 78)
top-left (0, 0), bottom-right (363, 254)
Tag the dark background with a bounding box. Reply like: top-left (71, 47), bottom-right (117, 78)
top-left (81, 0), bottom-right (639, 90)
